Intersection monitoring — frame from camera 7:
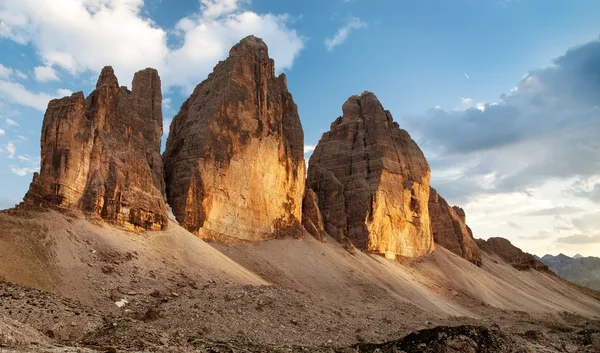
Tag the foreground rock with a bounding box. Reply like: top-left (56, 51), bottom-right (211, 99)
top-left (307, 92), bottom-right (434, 259)
top-left (163, 36), bottom-right (305, 241)
top-left (476, 237), bottom-right (549, 271)
top-left (24, 67), bottom-right (167, 230)
top-left (429, 188), bottom-right (482, 266)
top-left (349, 325), bottom-right (508, 353)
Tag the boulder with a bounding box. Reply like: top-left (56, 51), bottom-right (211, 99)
top-left (24, 67), bottom-right (167, 231)
top-left (428, 188), bottom-right (482, 266)
top-left (162, 36), bottom-right (305, 241)
top-left (307, 92), bottom-right (434, 259)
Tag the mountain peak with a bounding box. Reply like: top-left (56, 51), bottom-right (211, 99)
top-left (229, 35), bottom-right (269, 58)
top-left (96, 66), bottom-right (119, 88)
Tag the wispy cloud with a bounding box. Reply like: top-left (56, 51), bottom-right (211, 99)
top-left (56, 88), bottom-right (73, 97)
top-left (10, 166), bottom-right (38, 177)
top-left (523, 206), bottom-right (583, 217)
top-left (519, 234), bottom-right (551, 241)
top-left (14, 70), bottom-right (27, 80)
top-left (5, 118), bottom-right (19, 127)
top-left (5, 142), bottom-right (16, 158)
top-left (0, 65), bottom-right (25, 81)
top-left (0, 81), bottom-right (56, 111)
top-left (304, 145), bottom-right (316, 154)
top-left (34, 66), bottom-right (59, 82)
top-left (0, 64), bottom-right (12, 78)
top-left (557, 234), bottom-right (600, 245)
top-left (163, 97), bottom-right (172, 112)
top-left (325, 17), bottom-right (367, 51)
top-left (507, 221), bottom-right (521, 230)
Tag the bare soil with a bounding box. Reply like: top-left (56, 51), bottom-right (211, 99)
top-left (1, 208), bottom-right (599, 352)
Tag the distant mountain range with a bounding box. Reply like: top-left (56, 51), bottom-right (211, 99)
top-left (539, 254), bottom-right (600, 290)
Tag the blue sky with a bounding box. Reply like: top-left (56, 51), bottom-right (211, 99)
top-left (1, 0), bottom-right (600, 256)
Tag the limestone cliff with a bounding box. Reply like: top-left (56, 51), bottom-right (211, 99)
top-left (302, 189), bottom-right (326, 241)
top-left (428, 188), bottom-right (482, 266)
top-left (306, 92), bottom-right (434, 259)
top-left (162, 36), bottom-right (305, 241)
top-left (24, 67), bottom-right (167, 231)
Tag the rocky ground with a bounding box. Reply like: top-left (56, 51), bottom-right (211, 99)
top-left (1, 210), bottom-right (600, 352)
top-left (1, 279), bottom-right (600, 352)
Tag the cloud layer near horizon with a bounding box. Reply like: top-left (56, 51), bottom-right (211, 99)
top-left (406, 37), bottom-right (600, 203)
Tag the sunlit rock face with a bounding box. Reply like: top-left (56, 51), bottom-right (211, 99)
top-left (307, 92), bottom-right (434, 259)
top-left (162, 36), bottom-right (305, 241)
top-left (429, 188), bottom-right (482, 266)
top-left (24, 67), bottom-right (168, 231)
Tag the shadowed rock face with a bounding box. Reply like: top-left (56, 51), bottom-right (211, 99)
top-left (429, 188), bottom-right (482, 266)
top-left (302, 189), bottom-right (326, 241)
top-left (476, 237), bottom-right (549, 271)
top-left (24, 67), bottom-right (167, 231)
top-left (307, 92), bottom-right (434, 259)
top-left (162, 35), bottom-right (305, 241)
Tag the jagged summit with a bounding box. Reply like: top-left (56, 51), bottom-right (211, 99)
top-left (230, 35), bottom-right (269, 56)
top-left (339, 91), bottom-right (392, 125)
top-left (24, 65), bottom-right (167, 231)
top-left (307, 91), bottom-right (434, 259)
top-left (162, 35), bottom-right (305, 241)
top-left (96, 65), bottom-right (119, 88)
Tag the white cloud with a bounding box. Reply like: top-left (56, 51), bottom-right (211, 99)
top-left (5, 118), bottom-right (18, 126)
top-left (56, 88), bottom-right (73, 97)
top-left (0, 64), bottom-right (12, 78)
top-left (456, 97), bottom-right (486, 111)
top-left (5, 142), bottom-right (15, 158)
top-left (0, 64), bottom-right (25, 80)
top-left (167, 10), bottom-right (303, 90)
top-left (0, 80), bottom-right (56, 111)
top-left (304, 145), bottom-right (316, 154)
top-left (14, 70), bottom-right (27, 80)
top-left (459, 97), bottom-right (473, 109)
top-left (0, 128), bottom-right (4, 135)
top-left (200, 0), bottom-right (243, 19)
top-left (0, 0), bottom-right (304, 91)
top-left (34, 66), bottom-right (59, 82)
top-left (10, 166), bottom-right (37, 176)
top-left (163, 119), bottom-right (171, 135)
top-left (162, 97), bottom-right (172, 111)
top-left (325, 17), bottom-right (367, 51)
top-left (0, 0), bottom-right (168, 79)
